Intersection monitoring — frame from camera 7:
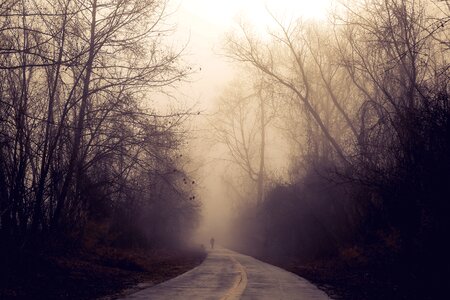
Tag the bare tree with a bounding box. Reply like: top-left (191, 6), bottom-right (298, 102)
top-left (225, 19), bottom-right (357, 167)
top-left (0, 0), bottom-right (194, 242)
top-left (224, 1), bottom-right (450, 277)
top-left (211, 74), bottom-right (277, 205)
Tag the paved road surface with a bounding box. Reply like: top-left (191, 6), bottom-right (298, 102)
top-left (119, 247), bottom-right (332, 300)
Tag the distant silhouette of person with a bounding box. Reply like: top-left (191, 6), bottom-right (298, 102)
top-left (210, 237), bottom-right (215, 249)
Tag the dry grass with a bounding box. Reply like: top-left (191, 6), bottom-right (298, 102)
top-left (0, 245), bottom-right (206, 300)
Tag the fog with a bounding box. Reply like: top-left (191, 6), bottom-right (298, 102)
top-left (0, 0), bottom-right (449, 298)
top-left (167, 1), bottom-right (450, 262)
top-left (170, 0), bottom-right (315, 244)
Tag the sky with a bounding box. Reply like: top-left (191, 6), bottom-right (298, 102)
top-left (168, 0), bottom-right (333, 108)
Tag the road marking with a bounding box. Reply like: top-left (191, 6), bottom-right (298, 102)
top-left (221, 255), bottom-right (248, 300)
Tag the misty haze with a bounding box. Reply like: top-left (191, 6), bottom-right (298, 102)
top-left (1, 0), bottom-right (449, 299)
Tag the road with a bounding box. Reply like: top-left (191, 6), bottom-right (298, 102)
top-left (119, 247), bottom-right (332, 300)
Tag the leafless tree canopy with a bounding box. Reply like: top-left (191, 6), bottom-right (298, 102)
top-left (214, 0), bottom-right (449, 296)
top-left (0, 0), bottom-right (199, 247)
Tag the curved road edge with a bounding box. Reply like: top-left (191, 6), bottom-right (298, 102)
top-left (119, 247), bottom-right (332, 300)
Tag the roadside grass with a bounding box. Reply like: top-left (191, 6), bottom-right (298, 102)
top-left (0, 245), bottom-right (206, 300)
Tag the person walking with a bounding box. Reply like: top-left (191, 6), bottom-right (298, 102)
top-left (210, 237), bottom-right (215, 249)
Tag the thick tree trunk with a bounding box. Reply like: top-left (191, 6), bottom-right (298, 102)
top-left (256, 85), bottom-right (265, 205)
top-left (32, 4), bottom-right (69, 233)
top-left (52, 0), bottom-right (97, 229)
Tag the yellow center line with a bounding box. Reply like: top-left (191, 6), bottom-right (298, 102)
top-left (221, 255), bottom-right (248, 300)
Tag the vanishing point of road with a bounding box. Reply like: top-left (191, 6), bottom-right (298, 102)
top-left (119, 247), bottom-right (332, 300)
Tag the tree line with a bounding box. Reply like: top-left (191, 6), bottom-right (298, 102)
top-left (214, 0), bottom-right (449, 296)
top-left (0, 0), bottom-right (199, 249)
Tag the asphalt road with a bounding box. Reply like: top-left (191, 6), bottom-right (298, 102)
top-left (119, 247), bottom-right (332, 300)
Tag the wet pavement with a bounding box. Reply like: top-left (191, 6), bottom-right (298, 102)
top-left (119, 247), bottom-right (332, 300)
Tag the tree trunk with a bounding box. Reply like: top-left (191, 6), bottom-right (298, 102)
top-left (52, 0), bottom-right (97, 229)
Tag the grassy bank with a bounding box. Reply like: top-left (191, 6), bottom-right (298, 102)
top-left (256, 247), bottom-right (446, 300)
top-left (0, 245), bottom-right (206, 300)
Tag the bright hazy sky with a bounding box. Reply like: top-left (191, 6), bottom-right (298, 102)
top-left (170, 0), bottom-right (333, 107)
